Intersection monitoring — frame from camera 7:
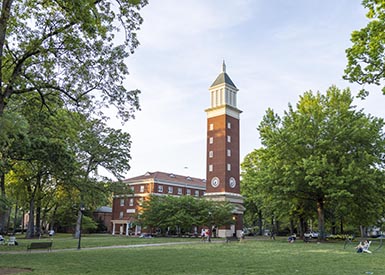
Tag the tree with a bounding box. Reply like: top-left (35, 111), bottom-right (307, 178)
top-left (73, 117), bottom-right (133, 238)
top-left (344, 0), bottom-right (385, 97)
top-left (0, 0), bottom-right (147, 233)
top-left (242, 86), bottom-right (385, 239)
top-left (139, 195), bottom-right (234, 237)
top-left (0, 110), bottom-right (29, 232)
top-left (0, 0), bottom-right (147, 118)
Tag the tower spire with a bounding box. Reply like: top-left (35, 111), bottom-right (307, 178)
top-left (222, 60), bottom-right (226, 73)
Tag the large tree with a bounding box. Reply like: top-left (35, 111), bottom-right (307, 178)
top-left (0, 0), bottom-right (147, 233)
top-left (344, 0), bottom-right (385, 97)
top-left (242, 86), bottom-right (385, 239)
top-left (0, 0), bottom-right (147, 117)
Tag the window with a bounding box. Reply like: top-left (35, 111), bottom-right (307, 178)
top-left (194, 190), bottom-right (199, 197)
top-left (178, 188), bottom-right (183, 195)
top-left (209, 123), bottom-right (214, 131)
top-left (186, 189), bottom-right (191, 195)
top-left (120, 199), bottom-right (124, 206)
top-left (209, 164), bottom-right (213, 172)
top-left (129, 198), bottom-right (134, 206)
top-left (168, 186), bottom-right (173, 194)
top-left (227, 149), bottom-right (231, 157)
top-left (119, 211), bottom-right (123, 219)
top-left (130, 186), bottom-right (134, 192)
top-left (227, 122), bottom-right (231, 129)
top-left (209, 137), bottom-right (213, 144)
top-left (227, 135), bottom-right (231, 143)
top-left (227, 163), bottom-right (231, 171)
top-left (209, 151), bottom-right (213, 158)
top-left (158, 185), bottom-right (163, 193)
top-left (140, 185), bottom-right (145, 192)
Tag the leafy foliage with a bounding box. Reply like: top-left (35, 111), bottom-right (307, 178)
top-left (344, 0), bottom-right (385, 96)
top-left (242, 86), bottom-right (385, 238)
top-left (139, 195), bottom-right (234, 235)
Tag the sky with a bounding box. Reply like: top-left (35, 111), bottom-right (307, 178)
top-left (107, 0), bottom-right (385, 180)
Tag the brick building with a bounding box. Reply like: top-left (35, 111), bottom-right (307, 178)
top-left (111, 171), bottom-right (206, 235)
top-left (111, 62), bottom-right (244, 237)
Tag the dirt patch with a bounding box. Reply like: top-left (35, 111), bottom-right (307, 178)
top-left (0, 268), bottom-right (32, 274)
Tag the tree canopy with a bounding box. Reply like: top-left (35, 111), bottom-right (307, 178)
top-left (344, 0), bottom-right (385, 97)
top-left (0, 0), bottom-right (148, 235)
top-left (0, 0), bottom-right (147, 119)
top-left (139, 195), bottom-right (234, 236)
top-left (241, 86), bottom-right (385, 239)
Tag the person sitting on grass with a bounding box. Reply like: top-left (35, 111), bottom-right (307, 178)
top-left (356, 240), bottom-right (372, 253)
top-left (288, 233), bottom-right (296, 243)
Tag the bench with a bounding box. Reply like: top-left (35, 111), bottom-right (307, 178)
top-left (27, 242), bottom-right (52, 252)
top-left (225, 236), bottom-right (239, 243)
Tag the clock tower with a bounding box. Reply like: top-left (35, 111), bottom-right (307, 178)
top-left (205, 61), bottom-right (244, 238)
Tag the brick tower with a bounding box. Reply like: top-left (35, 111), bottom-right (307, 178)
top-left (204, 61), bottom-right (244, 238)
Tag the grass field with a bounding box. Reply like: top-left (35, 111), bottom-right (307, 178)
top-left (0, 236), bottom-right (384, 275)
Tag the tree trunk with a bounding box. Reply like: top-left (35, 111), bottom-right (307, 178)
top-left (340, 217), bottom-right (344, 234)
top-left (35, 204), bottom-right (41, 237)
top-left (360, 225), bottom-right (366, 238)
top-left (0, 172), bottom-right (9, 233)
top-left (26, 197), bottom-right (35, 238)
top-left (50, 205), bottom-right (58, 231)
top-left (289, 219), bottom-right (295, 235)
top-left (12, 202), bottom-right (18, 234)
top-left (317, 199), bottom-right (325, 240)
top-left (257, 210), bottom-right (263, 235)
top-left (74, 209), bottom-right (82, 239)
top-left (21, 208), bottom-right (25, 234)
top-left (299, 216), bottom-right (306, 237)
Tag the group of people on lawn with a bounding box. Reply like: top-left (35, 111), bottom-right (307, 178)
top-left (287, 233), bottom-right (372, 253)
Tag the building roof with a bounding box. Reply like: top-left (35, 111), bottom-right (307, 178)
top-left (123, 171), bottom-right (206, 188)
top-left (94, 206), bottom-right (112, 213)
top-left (210, 61), bottom-right (237, 88)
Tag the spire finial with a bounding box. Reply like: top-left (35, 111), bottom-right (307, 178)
top-left (222, 60), bottom-right (226, 73)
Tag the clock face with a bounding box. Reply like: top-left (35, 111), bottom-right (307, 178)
top-left (211, 177), bottom-right (220, 188)
top-left (229, 177), bottom-right (236, 188)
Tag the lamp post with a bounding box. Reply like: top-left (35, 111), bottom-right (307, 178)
top-left (77, 204), bottom-right (85, 250)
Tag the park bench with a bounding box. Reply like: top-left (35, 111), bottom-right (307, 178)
top-left (27, 242), bottom-right (53, 252)
top-left (225, 236), bottom-right (239, 243)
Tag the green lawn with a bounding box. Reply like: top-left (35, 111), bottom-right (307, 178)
top-left (0, 233), bottom-right (201, 251)
top-left (0, 236), bottom-right (384, 275)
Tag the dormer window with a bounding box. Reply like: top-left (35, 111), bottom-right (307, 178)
top-left (169, 174), bottom-right (176, 178)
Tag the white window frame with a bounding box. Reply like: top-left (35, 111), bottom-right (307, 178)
top-left (168, 186), bottom-right (173, 194)
top-left (194, 190), bottom-right (199, 197)
top-left (209, 164), bottom-right (213, 172)
top-left (209, 151), bottom-right (213, 158)
top-left (209, 123), bottom-right (214, 131)
top-left (227, 122), bottom-right (231, 129)
top-left (227, 135), bottom-right (231, 143)
top-left (140, 185), bottom-right (145, 193)
top-left (227, 163), bottom-right (231, 171)
top-left (119, 211), bottom-right (123, 219)
top-left (227, 149), bottom-right (231, 157)
top-left (120, 199), bottom-right (124, 206)
top-left (177, 187), bottom-right (183, 195)
top-left (129, 198), bottom-right (134, 206)
top-left (209, 137), bottom-right (213, 144)
top-left (186, 189), bottom-right (191, 195)
top-left (158, 185), bottom-right (163, 193)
